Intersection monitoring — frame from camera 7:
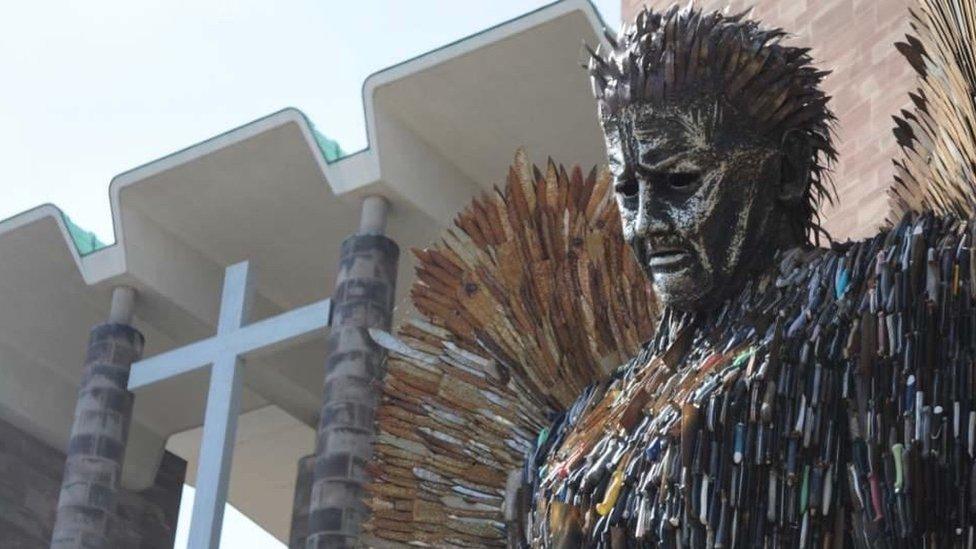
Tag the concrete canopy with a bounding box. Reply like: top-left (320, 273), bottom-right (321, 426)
top-left (0, 0), bottom-right (608, 540)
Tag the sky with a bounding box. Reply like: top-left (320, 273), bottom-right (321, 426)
top-left (0, 0), bottom-right (619, 244)
top-left (0, 1), bottom-right (619, 546)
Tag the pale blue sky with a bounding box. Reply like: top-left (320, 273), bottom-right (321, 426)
top-left (0, 1), bottom-right (619, 546)
top-left (0, 0), bottom-right (619, 243)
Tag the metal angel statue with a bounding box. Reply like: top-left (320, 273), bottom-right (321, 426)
top-left (366, 1), bottom-right (976, 547)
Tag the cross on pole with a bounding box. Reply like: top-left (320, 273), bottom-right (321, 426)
top-left (128, 261), bottom-right (331, 549)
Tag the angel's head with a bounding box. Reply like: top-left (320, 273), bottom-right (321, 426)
top-left (590, 6), bottom-right (836, 311)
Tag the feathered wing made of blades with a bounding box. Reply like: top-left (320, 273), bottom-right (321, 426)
top-left (890, 0), bottom-right (976, 218)
top-left (363, 149), bottom-right (657, 547)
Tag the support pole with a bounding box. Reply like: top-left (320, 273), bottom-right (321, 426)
top-left (108, 286), bottom-right (135, 325)
top-left (358, 195), bottom-right (389, 235)
top-left (307, 196), bottom-right (398, 548)
top-left (51, 287), bottom-right (143, 549)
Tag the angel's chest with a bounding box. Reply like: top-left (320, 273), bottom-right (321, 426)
top-left (537, 344), bottom-right (846, 544)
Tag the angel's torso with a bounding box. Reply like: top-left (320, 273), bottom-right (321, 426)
top-left (526, 214), bottom-right (976, 548)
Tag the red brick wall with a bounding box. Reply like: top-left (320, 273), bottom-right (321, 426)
top-left (621, 0), bottom-right (914, 240)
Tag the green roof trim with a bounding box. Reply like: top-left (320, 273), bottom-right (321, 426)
top-left (308, 122), bottom-right (344, 162)
top-left (62, 214), bottom-right (107, 256)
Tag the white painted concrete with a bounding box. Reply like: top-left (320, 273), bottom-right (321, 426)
top-left (108, 286), bottom-right (136, 325)
top-left (359, 195), bottom-right (390, 236)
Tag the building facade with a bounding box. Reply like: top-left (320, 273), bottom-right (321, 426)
top-left (0, 417), bottom-right (185, 548)
top-left (0, 2), bottom-right (610, 546)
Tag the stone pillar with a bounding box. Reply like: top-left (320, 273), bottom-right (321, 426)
top-left (51, 287), bottom-right (144, 549)
top-left (289, 454), bottom-right (315, 549)
top-left (307, 196), bottom-right (398, 548)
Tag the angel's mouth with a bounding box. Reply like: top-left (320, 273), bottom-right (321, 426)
top-left (646, 249), bottom-right (691, 269)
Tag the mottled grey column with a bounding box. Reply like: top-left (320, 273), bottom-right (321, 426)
top-left (307, 197), bottom-right (398, 548)
top-left (289, 454), bottom-right (315, 548)
top-left (51, 288), bottom-right (144, 549)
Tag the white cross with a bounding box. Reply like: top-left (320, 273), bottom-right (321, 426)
top-left (128, 261), bottom-right (331, 549)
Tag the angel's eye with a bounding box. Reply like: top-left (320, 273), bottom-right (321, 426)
top-left (615, 178), bottom-right (639, 198)
top-left (664, 172), bottom-right (701, 190)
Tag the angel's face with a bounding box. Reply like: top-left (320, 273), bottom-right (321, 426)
top-left (604, 102), bottom-right (782, 311)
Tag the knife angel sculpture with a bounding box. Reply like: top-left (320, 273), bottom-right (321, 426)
top-left (365, 0), bottom-right (976, 546)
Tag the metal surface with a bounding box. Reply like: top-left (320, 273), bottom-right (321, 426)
top-left (588, 5), bottom-right (836, 311)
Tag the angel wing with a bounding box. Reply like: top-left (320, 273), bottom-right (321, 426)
top-left (363, 148), bottom-right (657, 547)
top-left (889, 0), bottom-right (976, 218)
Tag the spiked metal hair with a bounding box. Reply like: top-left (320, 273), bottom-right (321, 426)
top-left (588, 5), bottom-right (838, 242)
